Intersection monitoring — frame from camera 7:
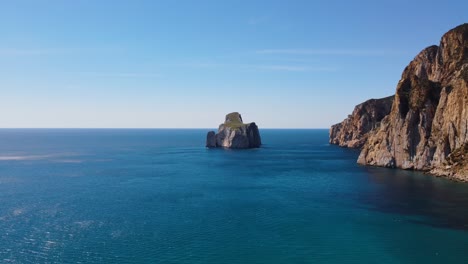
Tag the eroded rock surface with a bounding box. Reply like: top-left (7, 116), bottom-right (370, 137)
top-left (206, 112), bottom-right (261, 149)
top-left (355, 24), bottom-right (468, 181)
top-left (330, 96), bottom-right (394, 148)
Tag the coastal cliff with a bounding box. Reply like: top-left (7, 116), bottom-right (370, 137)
top-left (206, 112), bottom-right (261, 149)
top-left (331, 24), bottom-right (468, 181)
top-left (330, 96), bottom-right (394, 148)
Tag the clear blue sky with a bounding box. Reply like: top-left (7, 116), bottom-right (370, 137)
top-left (1, 0), bottom-right (467, 128)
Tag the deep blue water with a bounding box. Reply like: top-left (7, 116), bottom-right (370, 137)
top-left (0, 129), bottom-right (468, 263)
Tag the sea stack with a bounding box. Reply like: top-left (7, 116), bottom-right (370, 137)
top-left (206, 112), bottom-right (261, 149)
top-left (330, 23), bottom-right (468, 181)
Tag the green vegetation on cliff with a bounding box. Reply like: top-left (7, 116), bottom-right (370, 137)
top-left (223, 112), bottom-right (246, 129)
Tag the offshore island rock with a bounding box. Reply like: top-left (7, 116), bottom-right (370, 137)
top-left (206, 112), bottom-right (261, 149)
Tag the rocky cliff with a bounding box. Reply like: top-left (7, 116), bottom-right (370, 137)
top-left (356, 24), bottom-right (468, 181)
top-left (206, 112), bottom-right (261, 149)
top-left (330, 96), bottom-right (394, 148)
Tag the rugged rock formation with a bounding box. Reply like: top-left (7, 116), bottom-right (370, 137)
top-left (356, 23), bottom-right (468, 181)
top-left (330, 96), bottom-right (394, 148)
top-left (206, 112), bottom-right (261, 149)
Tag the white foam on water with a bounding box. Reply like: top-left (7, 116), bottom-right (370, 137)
top-left (53, 159), bottom-right (83, 163)
top-left (0, 155), bottom-right (52, 161)
top-left (0, 153), bottom-right (80, 161)
top-left (12, 208), bottom-right (25, 216)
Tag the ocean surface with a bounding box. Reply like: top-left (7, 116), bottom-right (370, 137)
top-left (0, 129), bottom-right (468, 264)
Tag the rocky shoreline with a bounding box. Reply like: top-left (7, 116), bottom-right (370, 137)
top-left (329, 96), bottom-right (394, 148)
top-left (330, 23), bottom-right (468, 181)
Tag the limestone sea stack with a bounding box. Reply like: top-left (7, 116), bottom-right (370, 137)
top-left (206, 112), bottom-right (261, 149)
top-left (330, 96), bottom-right (394, 148)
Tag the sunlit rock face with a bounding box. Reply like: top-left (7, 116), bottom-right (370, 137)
top-left (206, 112), bottom-right (261, 149)
top-left (356, 24), bottom-right (468, 181)
top-left (330, 96), bottom-right (394, 148)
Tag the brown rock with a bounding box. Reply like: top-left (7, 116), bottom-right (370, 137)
top-left (357, 23), bottom-right (468, 181)
top-left (330, 96), bottom-right (394, 148)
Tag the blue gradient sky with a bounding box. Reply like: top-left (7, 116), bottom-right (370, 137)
top-left (1, 0), bottom-right (467, 128)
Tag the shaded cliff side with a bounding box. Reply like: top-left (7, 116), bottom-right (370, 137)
top-left (356, 24), bottom-right (468, 181)
top-left (206, 112), bottom-right (261, 149)
top-left (330, 96), bottom-right (394, 148)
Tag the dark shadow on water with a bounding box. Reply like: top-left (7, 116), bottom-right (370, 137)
top-left (358, 166), bottom-right (468, 231)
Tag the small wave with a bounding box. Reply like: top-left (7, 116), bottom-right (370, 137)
top-left (12, 208), bottom-right (25, 216)
top-left (0, 155), bottom-right (54, 161)
top-left (43, 240), bottom-right (57, 251)
top-left (54, 159), bottom-right (83, 163)
top-left (111, 230), bottom-right (123, 239)
top-left (74, 220), bottom-right (94, 229)
top-left (0, 177), bottom-right (22, 184)
top-left (0, 153), bottom-right (80, 162)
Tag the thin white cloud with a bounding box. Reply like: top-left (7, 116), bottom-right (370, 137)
top-left (174, 62), bottom-right (227, 68)
top-left (256, 49), bottom-right (399, 56)
top-left (247, 16), bottom-right (269, 25)
top-left (252, 65), bottom-right (336, 72)
top-left (0, 48), bottom-right (58, 56)
top-left (72, 72), bottom-right (161, 78)
top-left (176, 62), bottom-right (335, 72)
top-left (0, 47), bottom-right (122, 57)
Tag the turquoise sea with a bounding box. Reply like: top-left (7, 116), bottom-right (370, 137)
top-left (0, 129), bottom-right (467, 263)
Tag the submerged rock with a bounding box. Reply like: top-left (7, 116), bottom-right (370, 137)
top-left (206, 112), bottom-right (261, 149)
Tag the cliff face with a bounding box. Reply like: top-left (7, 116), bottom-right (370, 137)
top-left (357, 24), bottom-right (468, 181)
top-left (330, 96), bottom-right (394, 148)
top-left (206, 112), bottom-right (261, 149)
